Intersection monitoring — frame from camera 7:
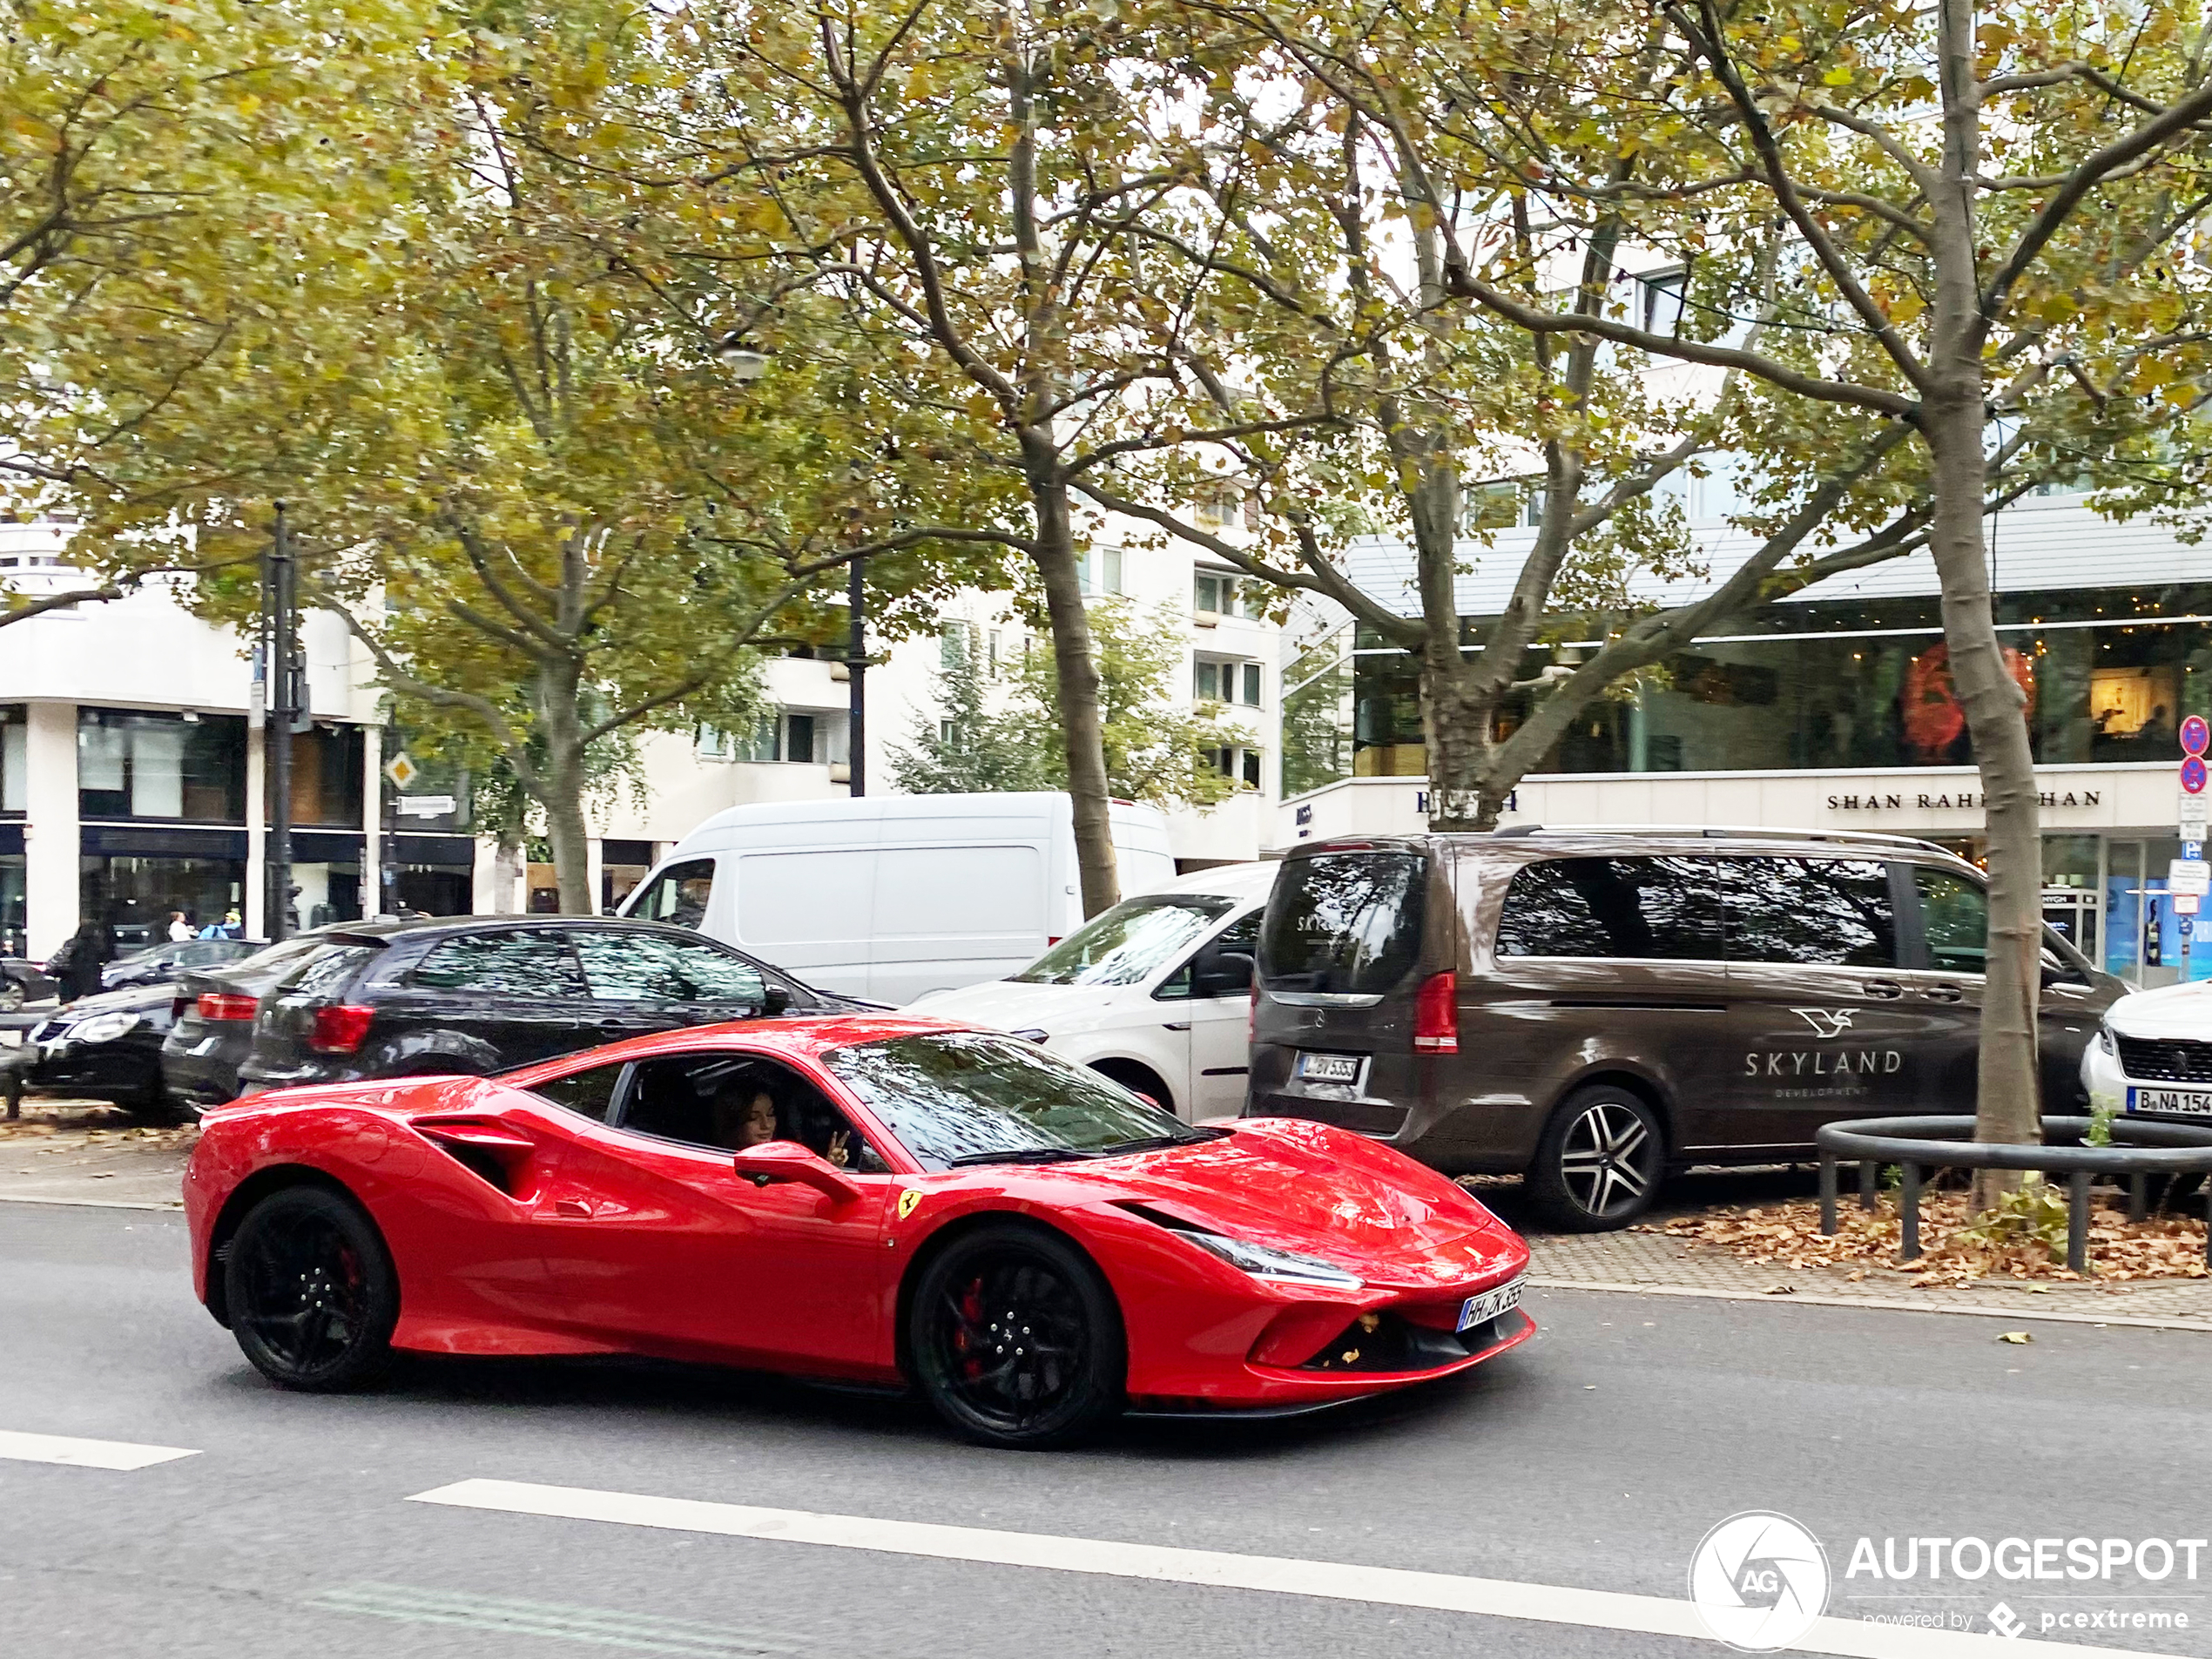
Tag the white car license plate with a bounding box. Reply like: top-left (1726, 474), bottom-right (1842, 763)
top-left (1458, 1277), bottom-right (1524, 1332)
top-left (2128, 1086), bottom-right (2212, 1118)
top-left (1295, 1051), bottom-right (1363, 1085)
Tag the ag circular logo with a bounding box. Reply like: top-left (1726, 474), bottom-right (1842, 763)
top-left (1688, 1511), bottom-right (1831, 1652)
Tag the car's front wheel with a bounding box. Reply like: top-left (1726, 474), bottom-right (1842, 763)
top-left (223, 1185), bottom-right (399, 1391)
top-left (909, 1223), bottom-right (1124, 1450)
top-left (0, 978), bottom-right (24, 1013)
top-left (1527, 1086), bottom-right (1665, 1231)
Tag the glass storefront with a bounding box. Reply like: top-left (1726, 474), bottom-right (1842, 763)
top-left (78, 708), bottom-right (247, 821)
top-left (1303, 586), bottom-right (2212, 785)
top-left (81, 851), bottom-right (248, 948)
top-left (1, 704), bottom-right (25, 814)
top-left (2, 846), bottom-right (24, 958)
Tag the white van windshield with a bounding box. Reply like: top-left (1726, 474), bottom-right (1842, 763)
top-left (1011, 894), bottom-right (1235, 987)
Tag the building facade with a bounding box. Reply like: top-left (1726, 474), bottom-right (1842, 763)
top-left (1278, 489), bottom-right (2210, 989)
top-left (4, 515), bottom-right (1282, 957)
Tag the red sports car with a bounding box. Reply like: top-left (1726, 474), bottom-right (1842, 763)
top-left (185, 1016), bottom-right (1533, 1448)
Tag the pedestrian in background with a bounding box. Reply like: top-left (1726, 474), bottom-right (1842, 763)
top-left (46, 919), bottom-right (113, 1003)
top-left (166, 909), bottom-right (194, 942)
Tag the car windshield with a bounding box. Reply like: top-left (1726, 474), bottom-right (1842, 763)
top-left (822, 1029), bottom-right (1215, 1169)
top-left (1010, 895), bottom-right (1235, 987)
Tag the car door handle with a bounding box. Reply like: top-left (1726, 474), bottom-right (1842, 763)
top-left (1861, 980), bottom-right (1904, 999)
top-left (551, 1197), bottom-right (595, 1219)
top-left (1163, 1021), bottom-right (1191, 1031)
top-left (1919, 984), bottom-right (1966, 1002)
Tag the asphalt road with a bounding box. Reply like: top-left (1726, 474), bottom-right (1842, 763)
top-left (6, 1201), bottom-right (2211, 1659)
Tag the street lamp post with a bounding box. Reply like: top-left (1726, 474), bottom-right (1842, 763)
top-left (847, 556), bottom-right (867, 796)
top-left (263, 503), bottom-right (298, 941)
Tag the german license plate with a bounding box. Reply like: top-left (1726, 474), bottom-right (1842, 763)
top-left (1294, 1051), bottom-right (1362, 1085)
top-left (2128, 1086), bottom-right (2212, 1118)
top-left (1458, 1276), bottom-right (1525, 1332)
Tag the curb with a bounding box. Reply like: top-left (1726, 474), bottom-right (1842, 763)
top-left (0, 1193), bottom-right (181, 1213)
top-left (1527, 1275), bottom-right (2212, 1333)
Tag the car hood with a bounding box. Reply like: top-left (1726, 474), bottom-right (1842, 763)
top-left (908, 978), bottom-right (1143, 1034)
top-left (1041, 1120), bottom-right (1521, 1289)
top-left (51, 981), bottom-right (179, 1017)
top-left (2107, 981), bottom-right (2212, 1042)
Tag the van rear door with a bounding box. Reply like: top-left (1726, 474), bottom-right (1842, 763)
top-left (1249, 844), bottom-right (1434, 1137)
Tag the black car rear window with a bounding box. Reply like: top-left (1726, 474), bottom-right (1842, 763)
top-left (1259, 850), bottom-right (1426, 995)
top-left (274, 942), bottom-right (381, 999)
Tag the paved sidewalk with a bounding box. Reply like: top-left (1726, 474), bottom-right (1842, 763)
top-left (0, 1099), bottom-right (190, 1209)
top-left (1525, 1225), bottom-right (2212, 1328)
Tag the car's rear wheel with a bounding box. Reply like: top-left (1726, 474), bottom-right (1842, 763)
top-left (910, 1223), bottom-right (1124, 1450)
top-left (1527, 1086), bottom-right (1664, 1231)
top-left (223, 1186), bottom-right (398, 1391)
top-left (0, 979), bottom-right (24, 1013)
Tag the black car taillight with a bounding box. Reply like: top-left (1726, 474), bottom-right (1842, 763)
top-left (307, 1004), bottom-right (376, 1055)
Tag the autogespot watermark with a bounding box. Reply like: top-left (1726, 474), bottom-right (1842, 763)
top-left (1689, 1513), bottom-right (2206, 1649)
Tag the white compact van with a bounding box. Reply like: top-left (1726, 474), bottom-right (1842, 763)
top-left (617, 792), bottom-right (1176, 1003)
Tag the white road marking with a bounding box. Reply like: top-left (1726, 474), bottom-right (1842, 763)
top-left (0, 1429), bottom-right (199, 1470)
top-left (410, 1480), bottom-right (2134, 1657)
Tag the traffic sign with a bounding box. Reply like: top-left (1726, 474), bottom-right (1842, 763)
top-left (395, 794), bottom-right (457, 819)
top-left (384, 752), bottom-right (420, 789)
top-left (2188, 841), bottom-right (2207, 861)
top-left (2179, 894), bottom-right (2203, 916)
top-left (2184, 714), bottom-right (2211, 758)
top-left (2185, 756), bottom-right (2209, 795)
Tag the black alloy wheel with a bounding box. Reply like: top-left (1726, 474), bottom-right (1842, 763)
top-left (223, 1186), bottom-right (399, 1391)
top-left (910, 1223), bottom-right (1124, 1450)
top-left (1527, 1086), bottom-right (1665, 1231)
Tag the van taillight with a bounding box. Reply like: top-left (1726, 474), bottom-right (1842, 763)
top-left (1413, 972), bottom-right (1458, 1055)
top-left (1248, 981), bottom-right (1258, 1044)
top-left (196, 993), bottom-right (259, 1022)
top-left (308, 1004), bottom-right (376, 1055)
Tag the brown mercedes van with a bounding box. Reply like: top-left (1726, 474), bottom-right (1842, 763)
top-left (1245, 827), bottom-right (2123, 1230)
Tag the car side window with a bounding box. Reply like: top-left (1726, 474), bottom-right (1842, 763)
top-left (570, 930), bottom-right (766, 1005)
top-left (408, 930), bottom-right (588, 996)
top-left (628, 860), bottom-right (715, 930)
top-left (1494, 857), bottom-right (1722, 961)
top-left (618, 1052), bottom-right (888, 1173)
top-left (1913, 867), bottom-right (1988, 974)
top-left (528, 1062), bottom-right (629, 1123)
top-left (1723, 858), bottom-right (1898, 968)
top-left (1156, 910), bottom-right (1262, 1001)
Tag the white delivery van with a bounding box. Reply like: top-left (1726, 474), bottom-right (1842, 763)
top-left (617, 792), bottom-right (1176, 1003)
top-left (910, 862), bottom-right (1272, 1122)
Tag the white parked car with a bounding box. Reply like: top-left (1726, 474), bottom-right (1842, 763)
top-left (618, 792), bottom-right (1176, 1004)
top-left (2081, 979), bottom-right (2212, 1123)
top-left (909, 862), bottom-right (1274, 1122)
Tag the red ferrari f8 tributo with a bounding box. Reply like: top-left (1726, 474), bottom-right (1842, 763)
top-left (185, 1016), bottom-right (1532, 1447)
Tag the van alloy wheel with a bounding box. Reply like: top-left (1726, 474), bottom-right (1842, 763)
top-left (1560, 1102), bottom-right (1654, 1218)
top-left (1528, 1087), bottom-right (1665, 1231)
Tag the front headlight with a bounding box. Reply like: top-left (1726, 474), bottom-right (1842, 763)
top-left (67, 1010), bottom-right (140, 1044)
top-left (2095, 1022), bottom-right (2117, 1056)
top-left (1179, 1230), bottom-right (1365, 1289)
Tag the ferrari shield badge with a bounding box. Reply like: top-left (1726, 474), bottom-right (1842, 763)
top-left (896, 1189), bottom-right (922, 1221)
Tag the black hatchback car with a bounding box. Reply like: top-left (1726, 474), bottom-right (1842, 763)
top-left (223, 916), bottom-right (871, 1096)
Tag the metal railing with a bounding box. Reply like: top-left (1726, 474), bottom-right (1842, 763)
top-left (1816, 1116), bottom-right (2212, 1272)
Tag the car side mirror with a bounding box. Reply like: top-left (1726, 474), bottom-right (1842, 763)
top-left (759, 984), bottom-right (792, 1017)
top-left (732, 1139), bottom-right (861, 1204)
top-left (1191, 949), bottom-right (1254, 1000)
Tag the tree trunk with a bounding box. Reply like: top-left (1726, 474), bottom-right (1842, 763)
top-left (1026, 462), bottom-right (1120, 918)
top-left (1422, 651), bottom-right (1503, 831)
top-left (537, 665), bottom-right (596, 915)
top-left (1925, 399), bottom-right (2043, 1189)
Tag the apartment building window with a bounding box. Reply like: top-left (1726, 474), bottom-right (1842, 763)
top-left (736, 710), bottom-right (844, 765)
top-left (1194, 658), bottom-right (1263, 708)
top-left (1077, 547), bottom-right (1123, 595)
top-left (1194, 485), bottom-right (1241, 529)
top-left (940, 621), bottom-right (979, 668)
top-left (1195, 571), bottom-right (1258, 617)
top-left (696, 723), bottom-right (732, 759)
top-left (1210, 745), bottom-right (1264, 790)
top-left (1639, 267), bottom-right (1687, 335)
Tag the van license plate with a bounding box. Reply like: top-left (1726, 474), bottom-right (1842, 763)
top-left (2128, 1086), bottom-right (2212, 1118)
top-left (1295, 1051), bottom-right (1362, 1085)
top-left (1459, 1277), bottom-right (1524, 1332)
